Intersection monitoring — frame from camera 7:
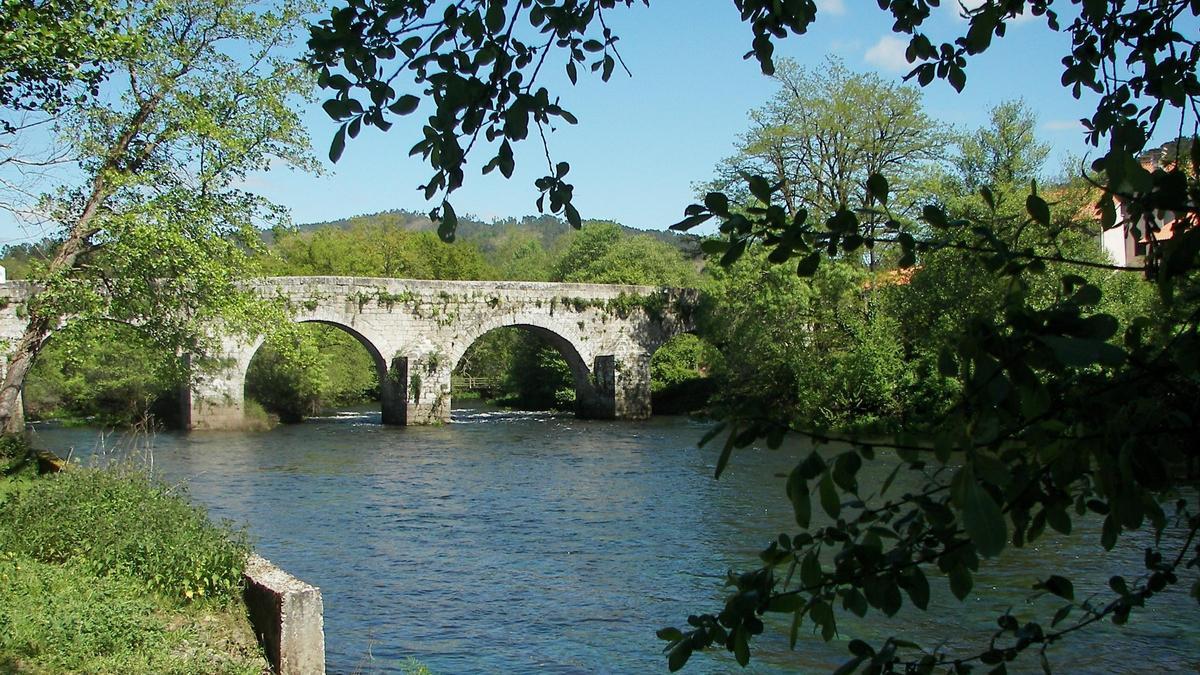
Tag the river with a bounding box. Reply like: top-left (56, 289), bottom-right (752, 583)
top-left (30, 406), bottom-right (1198, 674)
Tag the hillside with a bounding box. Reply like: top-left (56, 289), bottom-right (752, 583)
top-left (292, 209), bottom-right (703, 259)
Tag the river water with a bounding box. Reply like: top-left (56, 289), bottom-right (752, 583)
top-left (31, 407), bottom-right (1198, 674)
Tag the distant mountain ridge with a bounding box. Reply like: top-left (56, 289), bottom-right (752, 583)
top-left (293, 209), bottom-right (702, 258)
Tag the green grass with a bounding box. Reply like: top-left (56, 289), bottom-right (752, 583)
top-left (0, 443), bottom-right (268, 674)
top-left (0, 553), bottom-right (265, 674)
top-left (0, 468), bottom-right (249, 602)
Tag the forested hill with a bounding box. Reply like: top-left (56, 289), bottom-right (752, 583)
top-left (289, 209), bottom-right (702, 259)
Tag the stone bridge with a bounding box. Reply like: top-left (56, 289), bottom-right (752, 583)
top-left (0, 277), bottom-right (698, 430)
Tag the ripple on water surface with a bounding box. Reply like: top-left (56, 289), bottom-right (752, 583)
top-left (31, 407), bottom-right (1200, 674)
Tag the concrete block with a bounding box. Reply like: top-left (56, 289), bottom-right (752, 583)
top-left (243, 554), bottom-right (326, 675)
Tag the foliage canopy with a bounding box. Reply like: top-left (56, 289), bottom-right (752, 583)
top-left (308, 0), bottom-right (1200, 672)
top-left (0, 0), bottom-right (316, 433)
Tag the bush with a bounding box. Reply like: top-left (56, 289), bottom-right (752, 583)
top-left (0, 469), bottom-right (249, 603)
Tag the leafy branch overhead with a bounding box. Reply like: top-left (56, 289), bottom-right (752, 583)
top-left (305, 0), bottom-right (1200, 673)
top-left (307, 0), bottom-right (648, 238)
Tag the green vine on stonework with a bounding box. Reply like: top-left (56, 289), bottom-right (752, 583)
top-left (388, 355), bottom-right (405, 385)
top-left (425, 350), bottom-right (445, 373)
top-left (552, 292), bottom-right (671, 321)
top-left (375, 289), bottom-right (418, 310)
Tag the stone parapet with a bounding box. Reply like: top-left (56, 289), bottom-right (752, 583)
top-left (243, 554), bottom-right (326, 675)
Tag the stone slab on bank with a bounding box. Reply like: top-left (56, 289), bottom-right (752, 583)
top-left (244, 554), bottom-right (326, 675)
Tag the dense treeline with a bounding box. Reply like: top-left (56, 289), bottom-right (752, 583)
top-left (2, 73), bottom-right (1149, 431)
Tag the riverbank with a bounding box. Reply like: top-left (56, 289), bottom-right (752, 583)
top-left (0, 442), bottom-right (270, 674)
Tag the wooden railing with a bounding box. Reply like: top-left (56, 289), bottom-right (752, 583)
top-left (451, 376), bottom-right (502, 391)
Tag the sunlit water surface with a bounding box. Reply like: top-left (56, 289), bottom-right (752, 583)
top-left (31, 406), bottom-right (1198, 674)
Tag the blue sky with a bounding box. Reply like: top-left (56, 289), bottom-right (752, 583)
top-left (1, 1), bottom-right (1194, 245)
top-left (250, 1), bottom-right (1124, 232)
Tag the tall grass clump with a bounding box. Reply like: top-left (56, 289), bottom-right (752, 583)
top-left (0, 468), bottom-right (249, 603)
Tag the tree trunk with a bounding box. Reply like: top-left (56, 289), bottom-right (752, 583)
top-left (0, 316), bottom-right (50, 434)
top-left (0, 94), bottom-right (162, 435)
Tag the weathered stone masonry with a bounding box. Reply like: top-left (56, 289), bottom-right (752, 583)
top-left (0, 277), bottom-right (696, 430)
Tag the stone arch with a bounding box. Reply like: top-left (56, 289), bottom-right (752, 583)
top-left (188, 316), bottom-right (403, 429)
top-left (448, 317), bottom-right (608, 417)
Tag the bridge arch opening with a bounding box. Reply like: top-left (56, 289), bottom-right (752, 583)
top-left (244, 320), bottom-right (389, 424)
top-left (451, 324), bottom-right (603, 415)
top-left (648, 332), bottom-right (722, 415)
top-left (23, 321), bottom-right (182, 427)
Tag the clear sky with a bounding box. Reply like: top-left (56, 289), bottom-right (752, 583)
top-left (2, 1), bottom-right (1195, 245)
top-left (247, 0), bottom-right (1167, 232)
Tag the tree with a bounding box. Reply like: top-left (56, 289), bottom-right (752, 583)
top-left (265, 224), bottom-right (492, 279)
top-left (0, 0), bottom-right (125, 116)
top-left (308, 1), bottom-right (1200, 672)
top-left (707, 58), bottom-right (942, 268)
top-left (0, 0), bottom-right (315, 434)
top-left (554, 220), bottom-right (700, 286)
top-left (955, 100), bottom-right (1048, 197)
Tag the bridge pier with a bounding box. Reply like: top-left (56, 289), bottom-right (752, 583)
top-left (582, 352), bottom-right (652, 420)
top-left (390, 353), bottom-right (452, 425)
top-left (378, 357), bottom-right (406, 426)
top-left (182, 340), bottom-right (256, 431)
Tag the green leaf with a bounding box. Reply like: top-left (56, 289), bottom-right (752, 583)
top-left (819, 470), bottom-right (841, 519)
top-left (833, 657), bottom-right (867, 675)
top-left (747, 174), bottom-right (772, 204)
top-left (1039, 336), bottom-right (1126, 368)
top-left (1045, 507), bottom-right (1072, 535)
top-left (767, 593), bottom-right (802, 613)
top-left (956, 466), bottom-right (1007, 557)
top-left (437, 200), bottom-right (458, 242)
top-left (980, 185), bottom-right (996, 210)
top-left (704, 191), bottom-right (729, 215)
top-left (1101, 513), bottom-right (1120, 550)
top-left (949, 564), bottom-right (973, 600)
top-left (922, 204), bottom-right (948, 228)
top-left (938, 348), bottom-right (957, 377)
top-left (848, 639), bottom-right (874, 658)
top-left (800, 551), bottom-right (821, 588)
top-left (733, 627), bottom-right (750, 666)
top-left (656, 627), bottom-right (683, 642)
top-left (329, 124), bottom-right (347, 163)
top-left (866, 173), bottom-right (889, 205)
top-left (1039, 575), bottom-right (1074, 601)
top-left (390, 94), bottom-right (420, 115)
top-left (564, 203), bottom-right (581, 229)
top-left (1026, 193), bottom-right (1051, 226)
top-left (667, 640), bottom-right (692, 671)
top-left (842, 588), bottom-right (868, 617)
top-left (714, 426), bottom-right (736, 479)
top-left (1051, 604), bottom-right (1072, 627)
top-left (796, 252), bottom-right (821, 277)
top-left (906, 567), bottom-right (930, 610)
top-left (947, 65), bottom-right (966, 92)
top-left (671, 214), bottom-right (713, 231)
top-left (786, 465), bottom-right (812, 528)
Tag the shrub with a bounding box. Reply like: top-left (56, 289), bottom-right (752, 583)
top-left (0, 469), bottom-right (249, 603)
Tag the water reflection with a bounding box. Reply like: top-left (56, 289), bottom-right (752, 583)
top-left (29, 408), bottom-right (1197, 674)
